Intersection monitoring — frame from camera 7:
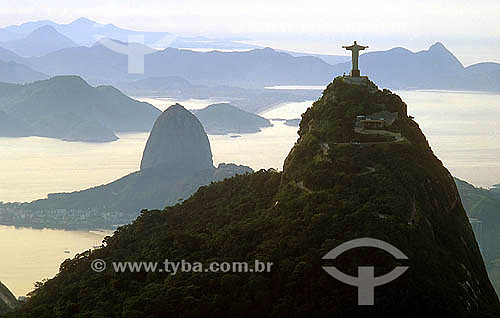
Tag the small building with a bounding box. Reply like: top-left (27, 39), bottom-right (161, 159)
top-left (361, 118), bottom-right (386, 130)
top-left (355, 111), bottom-right (399, 130)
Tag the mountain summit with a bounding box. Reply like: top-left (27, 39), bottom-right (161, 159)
top-left (140, 104), bottom-right (214, 172)
top-left (8, 102), bottom-right (250, 228)
top-left (9, 78), bottom-right (500, 317)
top-left (331, 42), bottom-right (464, 89)
top-left (1, 25), bottom-right (76, 57)
top-left (279, 76), bottom-right (500, 315)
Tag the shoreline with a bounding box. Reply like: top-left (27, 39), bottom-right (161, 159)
top-left (0, 222), bottom-right (118, 232)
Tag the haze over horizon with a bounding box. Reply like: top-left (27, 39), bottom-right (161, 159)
top-left (1, 0), bottom-right (499, 66)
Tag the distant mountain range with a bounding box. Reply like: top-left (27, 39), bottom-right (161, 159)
top-left (281, 50), bottom-right (349, 65)
top-left (0, 18), bottom-right (348, 65)
top-left (18, 43), bottom-right (335, 87)
top-left (1, 17), bottom-right (500, 93)
top-left (332, 42), bottom-right (463, 88)
top-left (0, 76), bottom-right (160, 142)
top-left (332, 42), bottom-right (500, 90)
top-left (0, 60), bottom-right (47, 84)
top-left (0, 47), bottom-right (24, 63)
top-left (0, 17), bottom-right (256, 51)
top-left (119, 76), bottom-right (321, 114)
top-left (1, 36), bottom-right (499, 92)
top-left (0, 25), bottom-right (76, 57)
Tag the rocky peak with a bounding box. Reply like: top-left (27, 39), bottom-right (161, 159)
top-left (280, 76), bottom-right (500, 315)
top-left (140, 103), bottom-right (213, 172)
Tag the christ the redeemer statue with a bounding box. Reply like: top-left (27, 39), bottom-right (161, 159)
top-left (343, 41), bottom-right (368, 77)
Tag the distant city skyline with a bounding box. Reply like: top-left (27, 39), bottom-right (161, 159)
top-left (1, 0), bottom-right (499, 65)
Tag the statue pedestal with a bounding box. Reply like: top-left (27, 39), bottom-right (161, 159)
top-left (342, 75), bottom-right (370, 86)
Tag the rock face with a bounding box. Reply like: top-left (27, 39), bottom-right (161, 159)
top-left (140, 104), bottom-right (213, 172)
top-left (0, 282), bottom-right (17, 314)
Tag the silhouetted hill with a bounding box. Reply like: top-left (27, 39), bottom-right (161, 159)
top-left (0, 25), bottom-right (76, 57)
top-left (117, 76), bottom-right (321, 114)
top-left (328, 42), bottom-right (500, 92)
top-left (27, 46), bottom-right (335, 87)
top-left (0, 110), bottom-right (32, 137)
top-left (2, 20), bottom-right (57, 37)
top-left (10, 77), bottom-right (500, 317)
top-left (0, 29), bottom-right (23, 42)
top-left (448, 62), bottom-right (500, 91)
top-left (456, 178), bottom-right (500, 261)
top-left (0, 17), bottom-right (173, 47)
top-left (192, 103), bottom-right (272, 134)
top-left (117, 76), bottom-right (193, 93)
top-left (25, 40), bottom-right (133, 84)
top-left (54, 17), bottom-right (172, 46)
top-left (0, 76), bottom-right (160, 142)
top-left (140, 104), bottom-right (214, 171)
top-left (11, 162), bottom-right (252, 229)
top-left (455, 178), bottom-right (500, 297)
top-left (0, 47), bottom-right (23, 63)
top-left (332, 42), bottom-right (464, 89)
top-left (281, 49), bottom-right (350, 65)
top-left (24, 39), bottom-right (500, 92)
top-left (465, 62), bottom-right (500, 74)
top-left (0, 17), bottom-right (259, 50)
top-left (145, 47), bottom-right (335, 87)
top-left (0, 60), bottom-right (48, 84)
top-left (3, 104), bottom-right (252, 229)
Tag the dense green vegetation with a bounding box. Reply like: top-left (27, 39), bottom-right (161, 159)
top-left (8, 77), bottom-right (500, 317)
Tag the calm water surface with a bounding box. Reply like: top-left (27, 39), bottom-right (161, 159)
top-left (0, 226), bottom-right (111, 297)
top-left (397, 90), bottom-right (500, 188)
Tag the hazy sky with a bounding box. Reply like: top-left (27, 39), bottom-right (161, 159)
top-left (1, 0), bottom-right (499, 65)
